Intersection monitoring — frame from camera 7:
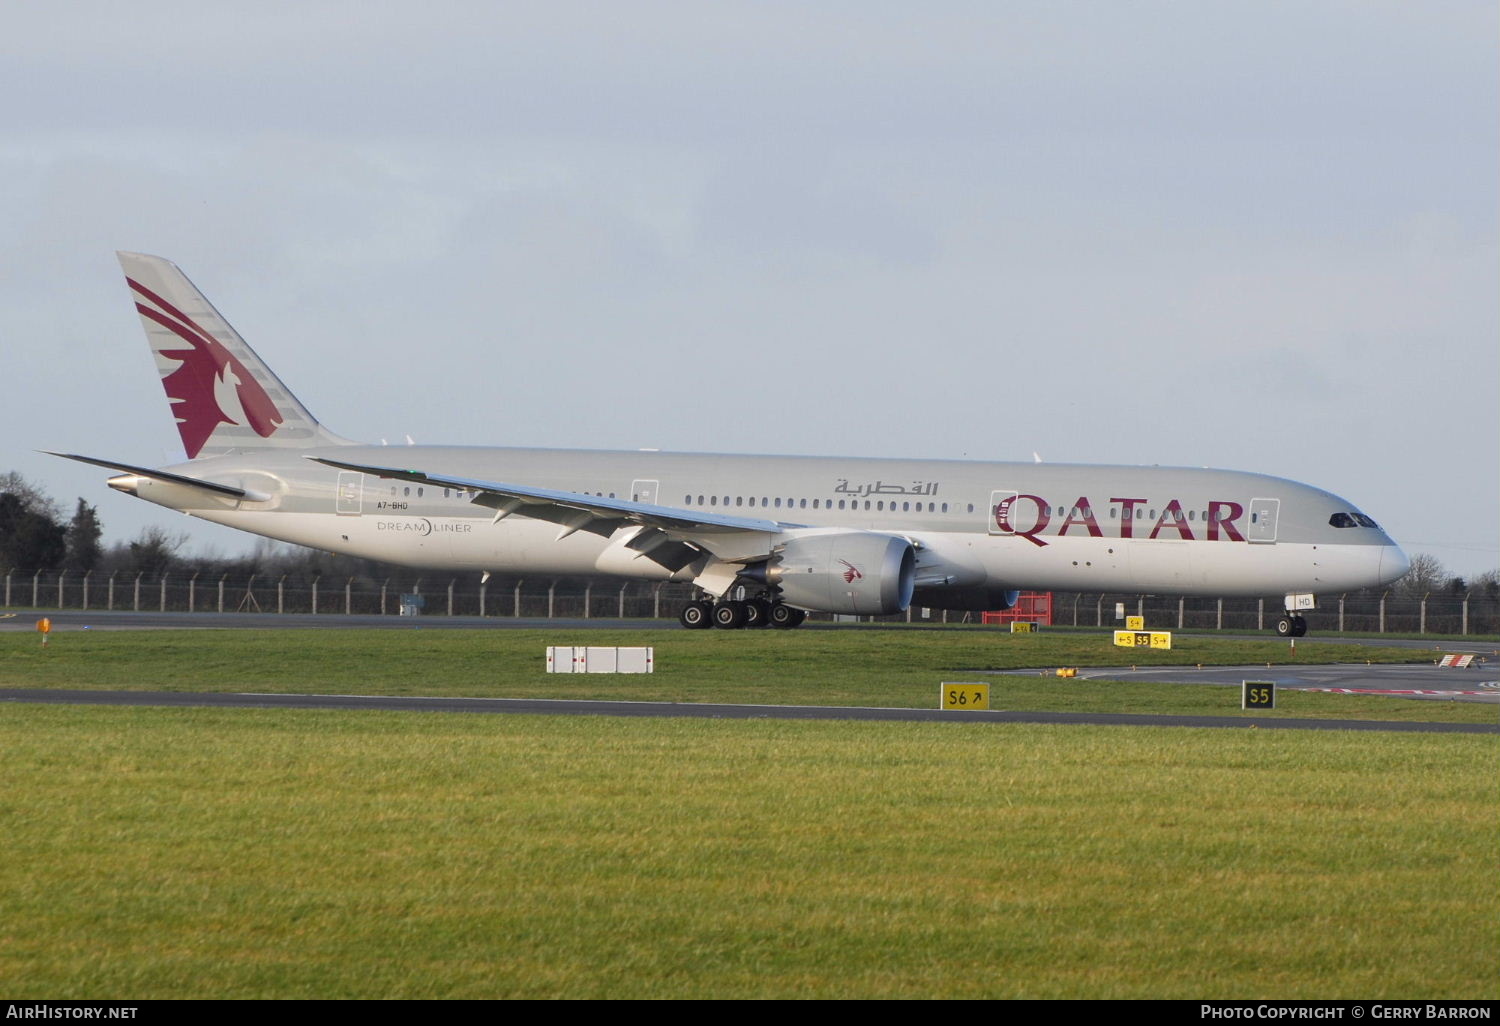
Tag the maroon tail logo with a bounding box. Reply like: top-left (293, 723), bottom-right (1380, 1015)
top-left (128, 277), bottom-right (282, 458)
top-left (840, 560), bottom-right (863, 585)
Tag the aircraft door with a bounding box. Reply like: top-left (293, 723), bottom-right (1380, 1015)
top-left (988, 490), bottom-right (1019, 535)
top-left (1247, 497), bottom-right (1279, 543)
top-left (631, 479), bottom-right (659, 506)
top-left (336, 471), bottom-right (363, 515)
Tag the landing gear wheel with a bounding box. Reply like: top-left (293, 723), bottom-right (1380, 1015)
top-left (768, 604), bottom-right (807, 629)
top-left (1290, 616), bottom-right (1308, 637)
top-left (713, 601), bottom-right (749, 630)
top-left (1275, 616), bottom-right (1294, 637)
top-left (745, 598), bottom-right (773, 629)
top-left (679, 600), bottom-right (713, 630)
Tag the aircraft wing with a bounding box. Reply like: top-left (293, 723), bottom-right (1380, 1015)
top-left (307, 456), bottom-right (786, 540)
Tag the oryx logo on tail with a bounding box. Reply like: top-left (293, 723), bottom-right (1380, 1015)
top-left (127, 277), bottom-right (283, 458)
top-left (840, 560), bottom-right (863, 584)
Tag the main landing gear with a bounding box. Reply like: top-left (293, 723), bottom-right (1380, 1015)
top-left (1274, 615), bottom-right (1308, 638)
top-left (679, 598), bottom-right (806, 630)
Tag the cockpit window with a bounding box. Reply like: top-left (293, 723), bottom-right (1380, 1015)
top-left (1329, 512), bottom-right (1380, 529)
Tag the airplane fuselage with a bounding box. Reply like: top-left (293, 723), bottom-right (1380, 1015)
top-left (110, 444), bottom-right (1406, 602)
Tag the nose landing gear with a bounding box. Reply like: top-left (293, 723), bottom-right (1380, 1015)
top-left (1274, 615), bottom-right (1308, 638)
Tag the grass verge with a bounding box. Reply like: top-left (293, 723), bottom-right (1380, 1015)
top-left (0, 627), bottom-right (1493, 723)
top-left (1, 704), bottom-right (1493, 999)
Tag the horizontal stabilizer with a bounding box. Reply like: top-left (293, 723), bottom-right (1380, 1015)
top-left (44, 452), bottom-right (270, 501)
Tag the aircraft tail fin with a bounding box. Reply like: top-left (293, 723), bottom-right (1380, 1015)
top-left (117, 251), bottom-right (351, 459)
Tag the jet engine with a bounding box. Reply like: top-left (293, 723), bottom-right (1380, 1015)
top-left (765, 531), bottom-right (916, 615)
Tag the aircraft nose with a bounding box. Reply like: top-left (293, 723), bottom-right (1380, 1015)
top-left (1380, 543), bottom-right (1410, 586)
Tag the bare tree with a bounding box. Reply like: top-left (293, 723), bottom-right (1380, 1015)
top-left (1395, 552), bottom-right (1448, 597)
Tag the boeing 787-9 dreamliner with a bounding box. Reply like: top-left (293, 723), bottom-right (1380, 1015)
top-left (51, 252), bottom-right (1409, 634)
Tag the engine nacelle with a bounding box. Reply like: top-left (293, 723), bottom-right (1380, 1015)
top-left (911, 584), bottom-right (1021, 612)
top-left (769, 531), bottom-right (916, 615)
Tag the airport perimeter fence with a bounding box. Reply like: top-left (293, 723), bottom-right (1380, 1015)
top-left (3, 568), bottom-right (1497, 635)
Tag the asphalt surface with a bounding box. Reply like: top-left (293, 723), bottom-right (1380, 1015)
top-left (1001, 663), bottom-right (1500, 705)
top-left (4, 687), bottom-right (1494, 734)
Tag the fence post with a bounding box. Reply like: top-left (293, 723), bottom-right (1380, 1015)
top-left (218, 574), bottom-right (226, 613)
top-left (1462, 592), bottom-right (1469, 636)
top-left (345, 578), bottom-right (353, 616)
top-left (479, 579), bottom-right (487, 617)
top-left (1095, 595), bottom-right (1103, 627)
top-left (277, 575), bottom-right (285, 614)
top-left (654, 583), bottom-right (663, 620)
top-left (189, 572), bottom-right (198, 613)
top-left (1379, 592), bottom-right (1387, 633)
top-left (1256, 598), bottom-right (1263, 632)
top-left (583, 583), bottom-right (592, 619)
top-left (447, 579), bottom-right (455, 617)
top-left (133, 572), bottom-right (142, 611)
top-left (1177, 597), bottom-right (1184, 629)
top-left (1136, 596), bottom-right (1144, 622)
top-left (82, 570), bottom-right (92, 610)
top-left (107, 571), bottom-right (116, 611)
top-left (380, 579), bottom-right (389, 615)
top-left (1419, 593), bottom-right (1427, 635)
top-left (618, 583), bottom-right (628, 619)
top-left (57, 570), bottom-right (67, 609)
top-left (1338, 594), bottom-right (1345, 633)
top-left (3, 569), bottom-right (10, 608)
top-left (548, 581), bottom-right (556, 619)
top-left (1215, 597), bottom-right (1223, 631)
top-left (1071, 593), bottom-right (1080, 627)
top-left (160, 574), bottom-right (168, 612)
top-left (514, 580), bottom-right (523, 618)
top-left (33, 569), bottom-right (41, 608)
top-left (311, 577), bottom-right (319, 615)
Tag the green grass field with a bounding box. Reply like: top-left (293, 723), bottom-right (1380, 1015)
top-left (2, 627), bottom-right (1494, 997)
top-left (1, 705), bottom-right (1493, 999)
top-left (1, 626), bottom-right (1494, 723)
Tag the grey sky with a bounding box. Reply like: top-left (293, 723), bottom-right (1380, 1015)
top-left (2, 2), bottom-right (1495, 577)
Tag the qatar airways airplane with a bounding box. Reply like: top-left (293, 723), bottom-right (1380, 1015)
top-left (51, 252), bottom-right (1408, 634)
